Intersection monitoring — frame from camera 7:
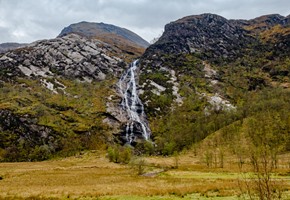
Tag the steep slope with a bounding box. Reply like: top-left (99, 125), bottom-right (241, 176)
top-left (138, 13), bottom-right (290, 154)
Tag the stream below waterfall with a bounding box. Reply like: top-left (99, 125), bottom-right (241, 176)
top-left (118, 60), bottom-right (151, 144)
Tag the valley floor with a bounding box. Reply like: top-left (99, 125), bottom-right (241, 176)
top-left (0, 151), bottom-right (289, 200)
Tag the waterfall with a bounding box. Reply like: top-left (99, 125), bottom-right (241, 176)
top-left (118, 60), bottom-right (150, 144)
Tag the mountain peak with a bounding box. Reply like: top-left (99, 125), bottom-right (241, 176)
top-left (146, 12), bottom-right (250, 59)
top-left (176, 13), bottom-right (227, 23)
top-left (58, 21), bottom-right (150, 48)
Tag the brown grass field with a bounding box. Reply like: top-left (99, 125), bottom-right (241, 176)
top-left (0, 150), bottom-right (289, 200)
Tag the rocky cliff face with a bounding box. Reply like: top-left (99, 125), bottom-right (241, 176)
top-left (0, 110), bottom-right (59, 161)
top-left (143, 14), bottom-right (254, 59)
top-left (143, 13), bottom-right (290, 61)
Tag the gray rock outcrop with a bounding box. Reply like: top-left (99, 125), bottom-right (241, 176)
top-left (0, 34), bottom-right (126, 81)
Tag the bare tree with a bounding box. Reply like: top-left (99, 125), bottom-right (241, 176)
top-left (238, 113), bottom-right (287, 200)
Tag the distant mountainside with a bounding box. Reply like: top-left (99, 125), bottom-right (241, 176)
top-left (58, 21), bottom-right (150, 56)
top-left (0, 42), bottom-right (27, 53)
top-left (0, 14), bottom-right (289, 161)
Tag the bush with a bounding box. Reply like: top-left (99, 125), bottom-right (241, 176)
top-left (162, 142), bottom-right (176, 156)
top-left (119, 147), bottom-right (132, 164)
top-left (29, 145), bottom-right (52, 161)
top-left (130, 157), bottom-right (147, 175)
top-left (134, 141), bottom-right (155, 155)
top-left (144, 141), bottom-right (155, 155)
top-left (107, 146), bottom-right (132, 164)
top-left (107, 146), bottom-right (119, 163)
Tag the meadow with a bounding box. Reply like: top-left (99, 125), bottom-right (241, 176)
top-left (0, 150), bottom-right (289, 200)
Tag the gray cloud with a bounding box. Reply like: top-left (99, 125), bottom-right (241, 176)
top-left (0, 0), bottom-right (289, 43)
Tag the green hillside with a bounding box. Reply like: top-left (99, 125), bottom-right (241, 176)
top-left (0, 78), bottom-right (114, 161)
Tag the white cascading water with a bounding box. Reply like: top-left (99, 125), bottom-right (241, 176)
top-left (118, 60), bottom-right (150, 144)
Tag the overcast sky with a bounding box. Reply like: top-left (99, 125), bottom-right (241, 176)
top-left (0, 0), bottom-right (289, 43)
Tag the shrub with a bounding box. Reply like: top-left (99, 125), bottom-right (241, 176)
top-left (130, 157), bottom-right (147, 175)
top-left (107, 146), bottom-right (118, 163)
top-left (107, 146), bottom-right (132, 164)
top-left (162, 142), bottom-right (176, 156)
top-left (119, 146), bottom-right (132, 164)
top-left (29, 145), bottom-right (52, 161)
top-left (143, 141), bottom-right (155, 155)
top-left (134, 141), bottom-right (155, 155)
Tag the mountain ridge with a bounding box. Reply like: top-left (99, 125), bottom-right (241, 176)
top-left (0, 13), bottom-right (289, 161)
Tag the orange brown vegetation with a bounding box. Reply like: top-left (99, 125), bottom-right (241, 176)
top-left (0, 150), bottom-right (289, 199)
top-left (259, 25), bottom-right (290, 42)
top-left (92, 33), bottom-right (146, 63)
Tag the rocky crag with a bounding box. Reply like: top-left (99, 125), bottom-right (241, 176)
top-left (0, 34), bottom-right (126, 82)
